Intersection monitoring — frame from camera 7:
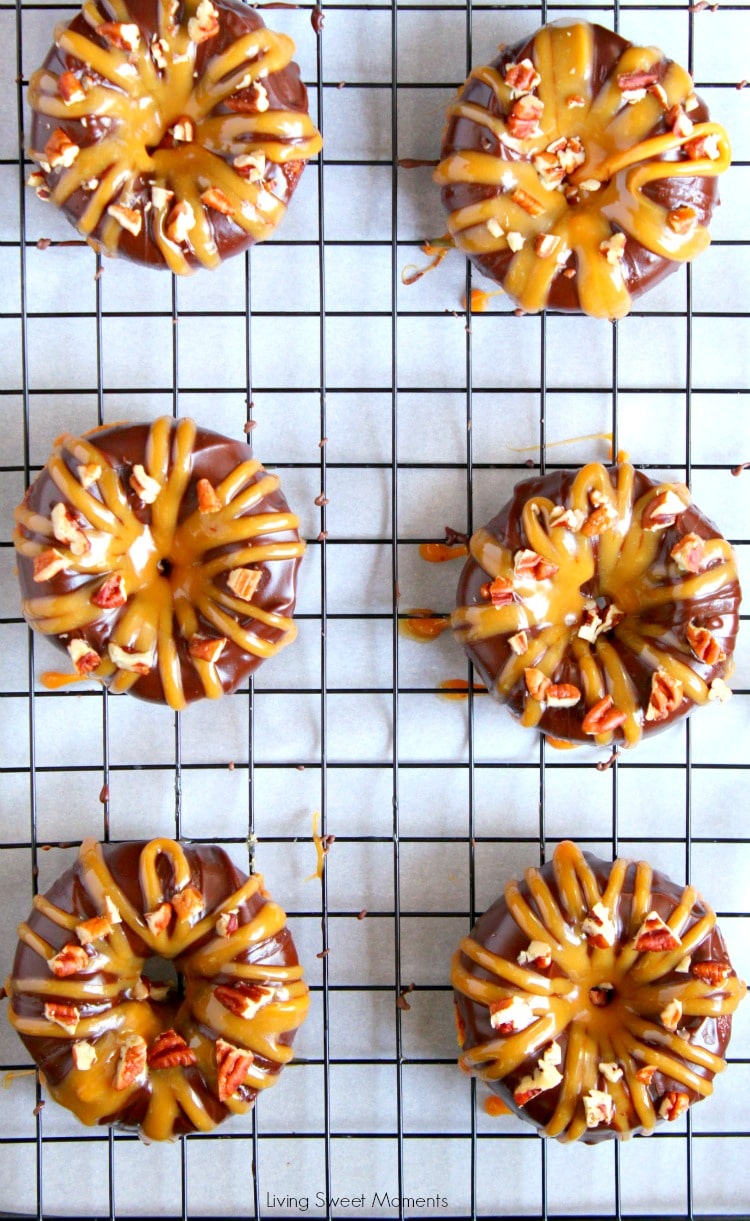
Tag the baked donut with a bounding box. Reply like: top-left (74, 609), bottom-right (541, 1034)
top-left (26, 0), bottom-right (322, 272)
top-left (452, 462), bottom-right (740, 748)
top-left (453, 841), bottom-right (746, 1142)
top-left (435, 20), bottom-right (730, 318)
top-left (6, 838), bottom-right (309, 1140)
top-left (13, 417), bottom-right (304, 709)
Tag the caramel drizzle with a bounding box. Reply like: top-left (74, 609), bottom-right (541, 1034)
top-left (7, 838), bottom-right (309, 1141)
top-left (453, 841), bottom-right (745, 1141)
top-left (13, 417), bottom-right (305, 710)
top-left (28, 0), bottom-right (322, 272)
top-left (435, 21), bottom-right (731, 318)
top-left (451, 462), bottom-right (736, 747)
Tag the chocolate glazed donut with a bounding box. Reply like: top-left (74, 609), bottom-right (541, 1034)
top-left (453, 842), bottom-right (746, 1143)
top-left (436, 20), bottom-right (731, 318)
top-left (6, 838), bottom-right (309, 1139)
top-left (27, 0), bottom-right (322, 271)
top-left (452, 463), bottom-right (740, 748)
top-left (13, 417), bottom-right (305, 709)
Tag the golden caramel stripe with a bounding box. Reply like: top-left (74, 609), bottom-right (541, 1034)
top-left (176, 875), bottom-right (262, 948)
top-left (222, 962), bottom-right (306, 984)
top-left (544, 1020), bottom-right (589, 1137)
top-left (157, 585), bottom-right (186, 711)
top-left (55, 29), bottom-right (139, 92)
top-left (139, 838), bottom-right (193, 910)
top-left (519, 629), bottom-right (574, 729)
top-left (150, 417), bottom-right (197, 540)
top-left (611, 1031), bottom-right (658, 1131)
top-left (626, 1015), bottom-right (726, 1075)
top-left (32, 894), bottom-right (79, 930)
top-left (201, 542), bottom-right (303, 579)
top-left (564, 1027), bottom-right (600, 1142)
top-left (16, 923), bottom-right (55, 963)
top-left (10, 976), bottom-right (125, 999)
top-left (596, 638), bottom-right (642, 747)
top-left (452, 940), bottom-right (562, 997)
top-left (453, 601), bottom-right (529, 645)
top-left (196, 595), bottom-right (291, 659)
top-left (525, 868), bottom-right (576, 947)
top-left (600, 857), bottom-right (629, 912)
top-left (47, 456), bottom-right (118, 533)
top-left (79, 840), bottom-right (151, 942)
top-left (554, 840), bottom-right (602, 920)
top-left (461, 1008), bottom-right (563, 1079)
top-left (628, 909), bottom-right (712, 985)
top-left (570, 637), bottom-right (607, 707)
top-left (183, 901), bottom-right (288, 973)
top-left (625, 1032), bottom-right (713, 1097)
top-left (192, 990), bottom-right (302, 1063)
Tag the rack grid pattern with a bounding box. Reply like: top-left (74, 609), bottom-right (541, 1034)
top-left (1, 0), bottom-right (749, 1218)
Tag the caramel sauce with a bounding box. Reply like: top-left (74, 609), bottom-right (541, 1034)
top-left (453, 841), bottom-right (746, 1141)
top-left (40, 671), bottom-right (91, 691)
top-left (2, 1069), bottom-right (37, 1089)
top-left (14, 418), bottom-right (305, 711)
top-left (419, 542), bottom-right (469, 564)
top-left (451, 461), bottom-right (737, 747)
top-left (399, 610), bottom-right (450, 642)
top-left (6, 839), bottom-right (309, 1139)
top-left (462, 288), bottom-right (504, 312)
top-left (439, 678), bottom-right (487, 700)
top-left (484, 1095), bottom-right (511, 1116)
top-left (28, 0), bottom-right (322, 272)
top-left (435, 21), bottom-right (731, 319)
top-left (546, 736), bottom-right (579, 751)
top-left (307, 810), bottom-right (326, 882)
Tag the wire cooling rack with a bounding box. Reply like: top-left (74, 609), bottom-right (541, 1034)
top-left (1, 0), bottom-right (749, 1217)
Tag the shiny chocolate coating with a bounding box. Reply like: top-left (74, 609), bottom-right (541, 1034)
top-left (7, 839), bottom-right (309, 1139)
top-left (14, 418), bottom-right (304, 707)
top-left (453, 843), bottom-right (745, 1142)
top-left (453, 463), bottom-right (740, 747)
top-left (28, 0), bottom-right (322, 271)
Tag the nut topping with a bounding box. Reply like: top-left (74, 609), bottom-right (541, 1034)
top-left (150, 35), bottom-right (168, 70)
top-left (691, 959), bottom-right (731, 986)
top-left (51, 503), bottom-right (89, 555)
top-left (214, 982), bottom-right (274, 1020)
top-left (129, 464), bottom-right (160, 503)
top-left (667, 104), bottom-right (694, 138)
top-left (226, 567), bottom-right (262, 602)
top-left (233, 152), bottom-right (266, 181)
top-left (201, 187), bottom-right (234, 215)
top-left (226, 82), bottom-right (269, 114)
top-left (513, 1043), bottom-right (563, 1106)
top-left (599, 1061), bottom-right (623, 1084)
top-left (215, 1038), bottom-right (254, 1101)
top-left (107, 205), bottom-right (142, 237)
top-left (489, 995), bottom-right (537, 1035)
top-left (524, 667), bottom-right (551, 702)
top-left (92, 573), bottom-right (126, 608)
top-left (708, 677), bottom-right (732, 703)
top-left (583, 1088), bottom-right (615, 1127)
top-left (589, 983), bottom-right (615, 1008)
top-left (632, 911), bottom-right (681, 953)
top-left (97, 22), bottom-right (141, 51)
top-left (581, 695), bottom-right (627, 736)
top-left (188, 0), bottom-right (220, 42)
top-left (617, 68), bottom-right (659, 95)
top-left (513, 549), bottom-right (559, 580)
top-left (508, 630), bottom-right (529, 656)
top-left (635, 1064), bottom-right (658, 1086)
top-left (67, 639), bottom-right (101, 675)
top-left (670, 532), bottom-right (707, 573)
top-left (516, 940), bottom-right (552, 970)
top-left (189, 634), bottom-right (228, 664)
top-left (165, 200), bottom-right (195, 245)
top-left (549, 506), bottom-right (585, 532)
top-left (113, 1034), bottom-right (148, 1091)
top-left (144, 902), bottom-right (172, 936)
top-left (151, 185), bottom-right (174, 211)
top-left (645, 669), bottom-right (684, 722)
top-left (72, 1041), bottom-right (97, 1070)
top-left (667, 206), bottom-right (698, 235)
top-left (171, 884), bottom-right (204, 923)
top-left (534, 233), bottom-right (562, 258)
top-left (48, 943), bottom-right (90, 977)
top-left (659, 998), bottom-right (682, 1031)
top-left (170, 117), bottom-right (195, 144)
top-left (78, 462), bottom-right (102, 489)
top-left (75, 914), bottom-right (112, 945)
top-left (108, 642), bottom-right (154, 675)
top-left (581, 502), bottom-right (619, 537)
top-left (506, 231), bottom-right (524, 253)
top-left (581, 902), bottom-right (616, 948)
top-left (503, 59), bottom-right (541, 96)
top-left (675, 954), bottom-right (692, 974)
top-left (507, 94), bottom-right (544, 139)
top-left (600, 232), bottom-right (626, 264)
top-left (197, 478), bottom-right (222, 514)
top-left (103, 896), bottom-right (122, 924)
top-left (659, 1090), bottom-right (690, 1122)
top-left (686, 620), bottom-right (725, 666)
top-left (685, 134), bottom-right (720, 161)
top-left (215, 909), bottom-right (239, 938)
top-left (43, 1001), bottom-right (80, 1034)
top-left (546, 683), bottom-right (581, 709)
top-left (45, 128), bottom-right (80, 169)
top-left (33, 548), bottom-right (68, 582)
top-left (486, 217), bottom-right (504, 239)
top-left (147, 1029), bottom-right (197, 1069)
top-left (59, 71), bottom-right (86, 105)
top-left (642, 488), bottom-right (687, 531)
top-left (510, 187), bottom-right (545, 217)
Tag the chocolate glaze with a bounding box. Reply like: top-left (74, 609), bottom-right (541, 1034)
top-left (456, 850), bottom-right (740, 1142)
top-left (10, 842), bottom-right (301, 1136)
top-left (30, 0), bottom-right (313, 269)
top-left (15, 420), bottom-right (302, 704)
top-left (455, 466), bottom-right (741, 744)
top-left (439, 22), bottom-right (720, 311)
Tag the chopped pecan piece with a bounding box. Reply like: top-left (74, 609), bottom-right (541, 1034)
top-left (151, 184), bottom-right (174, 211)
top-left (197, 478), bottom-right (222, 513)
top-left (617, 69), bottom-right (660, 92)
top-left (510, 187), bottom-right (545, 217)
top-left (78, 462), bottom-right (101, 489)
top-left (581, 902), bottom-right (616, 948)
top-left (534, 232), bottom-right (562, 258)
top-left (635, 1064), bottom-right (658, 1086)
top-left (479, 575), bottom-right (514, 607)
top-left (171, 884), bottom-right (204, 923)
top-left (666, 104), bottom-right (694, 137)
top-left (583, 1088), bottom-right (615, 1127)
top-left (659, 1090), bottom-right (690, 1122)
top-left (489, 995), bottom-right (536, 1035)
top-left (507, 94), bottom-right (544, 139)
top-left (108, 642), bottom-right (153, 675)
top-left (92, 573), bottom-right (126, 608)
top-left (516, 940), bottom-right (552, 970)
top-left (97, 21), bottom-right (140, 51)
top-left (72, 1040), bottom-right (97, 1069)
top-left (667, 207), bottom-right (697, 235)
top-left (600, 232), bottom-right (626, 264)
top-left (506, 231), bottom-right (524, 252)
top-left (708, 677), bottom-right (732, 702)
top-left (513, 549), bottom-right (559, 580)
top-left (549, 506), bottom-right (585, 532)
top-left (233, 151), bottom-right (266, 181)
top-left (632, 910), bottom-right (681, 953)
top-left (201, 187), bottom-right (234, 216)
top-left (59, 71), bottom-right (86, 105)
top-left (214, 983), bottom-right (274, 1020)
top-left (75, 914), bottom-right (112, 945)
top-left (150, 34), bottom-right (168, 69)
top-left (104, 895), bottom-right (122, 924)
top-left (215, 909), bottom-right (239, 938)
top-left (170, 117), bottom-right (195, 143)
top-left (33, 548), bottom-right (67, 582)
top-left (225, 82), bottom-right (269, 114)
top-left (670, 532), bottom-right (706, 572)
top-left (684, 134), bottom-right (721, 161)
top-left (113, 1034), bottom-right (148, 1090)
top-left (215, 1038), bottom-right (254, 1101)
top-left (524, 667), bottom-right (551, 702)
top-left (581, 502), bottom-right (619, 537)
top-left (589, 983), bottom-right (615, 1007)
top-left (189, 634), bottom-right (228, 664)
top-left (645, 669), bottom-right (683, 722)
top-left (129, 464), bottom-right (160, 503)
top-left (503, 58), bottom-right (540, 96)
top-left (51, 502), bottom-right (89, 555)
top-left (567, 94), bottom-right (586, 108)
top-left (48, 943), bottom-right (90, 977)
top-left (581, 695), bottom-right (626, 736)
top-left (685, 620), bottom-right (725, 666)
top-left (599, 1061), bottom-right (623, 1084)
top-left (227, 567), bottom-right (262, 602)
top-left (43, 1001), bottom-right (80, 1034)
top-left (67, 639), bottom-right (101, 675)
top-left (659, 998), bottom-right (682, 1031)
top-left (45, 128), bottom-right (80, 170)
top-left (107, 205), bottom-right (142, 237)
top-left (165, 200), bottom-right (195, 245)
top-left (642, 488), bottom-right (687, 531)
top-left (188, 0), bottom-right (220, 42)
top-left (508, 629), bottom-right (529, 656)
top-left (147, 1029), bottom-right (197, 1069)
top-left (691, 959), bottom-right (731, 986)
top-left (546, 683), bottom-right (581, 708)
top-left (144, 902), bottom-right (172, 936)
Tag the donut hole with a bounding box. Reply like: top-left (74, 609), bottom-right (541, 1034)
top-left (142, 955), bottom-right (180, 997)
top-left (156, 558), bottom-right (173, 577)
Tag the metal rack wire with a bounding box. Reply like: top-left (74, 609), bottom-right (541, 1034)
top-left (1, 0), bottom-right (749, 1218)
